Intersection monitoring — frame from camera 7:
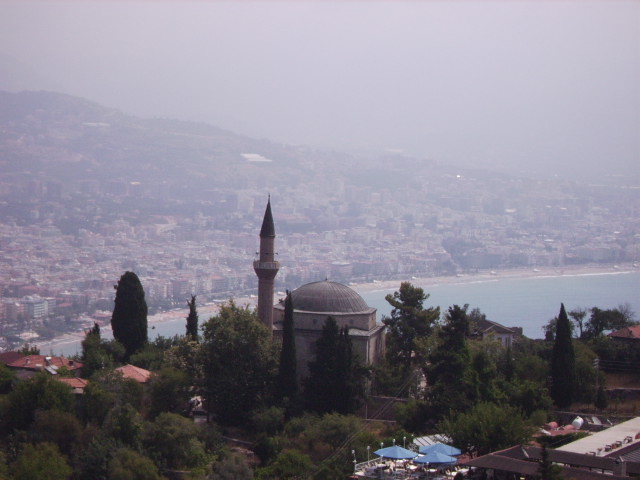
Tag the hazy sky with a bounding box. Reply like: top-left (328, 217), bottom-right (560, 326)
top-left (0, 1), bottom-right (638, 180)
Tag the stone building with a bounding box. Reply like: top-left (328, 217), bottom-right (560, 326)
top-left (254, 198), bottom-right (385, 378)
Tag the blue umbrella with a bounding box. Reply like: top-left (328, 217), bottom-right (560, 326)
top-left (413, 451), bottom-right (457, 465)
top-left (419, 442), bottom-right (462, 457)
top-left (374, 445), bottom-right (418, 460)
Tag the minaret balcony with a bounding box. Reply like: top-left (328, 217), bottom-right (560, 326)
top-left (253, 260), bottom-right (280, 270)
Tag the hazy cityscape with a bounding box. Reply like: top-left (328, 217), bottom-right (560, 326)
top-left (0, 90), bottom-right (638, 350)
top-left (0, 2), bottom-right (639, 479)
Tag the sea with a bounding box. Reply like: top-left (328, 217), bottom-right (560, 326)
top-left (41, 269), bottom-right (640, 357)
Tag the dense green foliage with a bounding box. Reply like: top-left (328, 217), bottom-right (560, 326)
top-left (10, 442), bottom-right (72, 480)
top-left (551, 303), bottom-right (576, 408)
top-left (304, 317), bottom-right (368, 415)
top-left (427, 304), bottom-right (476, 418)
top-left (209, 454), bottom-right (255, 480)
top-left (186, 294), bottom-right (199, 340)
top-left (383, 282), bottom-right (440, 369)
top-left (202, 300), bottom-right (279, 425)
top-left (277, 291), bottom-right (298, 411)
top-left (0, 278), bottom-right (635, 479)
top-left (111, 271), bottom-right (149, 358)
top-left (108, 448), bottom-right (164, 480)
top-left (2, 372), bottom-right (74, 433)
top-left (439, 402), bottom-right (533, 456)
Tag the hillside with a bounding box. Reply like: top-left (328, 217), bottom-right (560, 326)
top-left (0, 90), bottom-right (310, 195)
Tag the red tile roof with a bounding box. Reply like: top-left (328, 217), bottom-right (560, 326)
top-left (0, 351), bottom-right (24, 365)
top-left (56, 377), bottom-right (89, 393)
top-left (7, 355), bottom-right (83, 372)
top-left (115, 364), bottom-right (152, 383)
top-left (609, 325), bottom-right (640, 339)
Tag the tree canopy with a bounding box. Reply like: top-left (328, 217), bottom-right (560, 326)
top-left (202, 300), bottom-right (279, 425)
top-left (111, 271), bottom-right (148, 358)
top-left (427, 304), bottom-right (475, 419)
top-left (277, 291), bottom-right (298, 411)
top-left (439, 402), bottom-right (533, 456)
top-left (186, 294), bottom-right (199, 340)
top-left (550, 303), bottom-right (576, 409)
top-left (303, 317), bottom-right (368, 415)
top-left (383, 282), bottom-right (440, 368)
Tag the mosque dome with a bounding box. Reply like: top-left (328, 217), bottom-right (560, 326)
top-left (291, 280), bottom-right (371, 313)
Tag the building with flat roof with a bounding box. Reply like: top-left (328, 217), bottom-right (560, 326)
top-left (557, 417), bottom-right (640, 457)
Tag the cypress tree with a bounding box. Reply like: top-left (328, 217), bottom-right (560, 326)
top-left (537, 444), bottom-right (563, 480)
top-left (550, 303), bottom-right (576, 409)
top-left (304, 317), bottom-right (366, 414)
top-left (111, 271), bottom-right (148, 359)
top-left (595, 385), bottom-right (608, 411)
top-left (304, 317), bottom-right (340, 414)
top-left (277, 291), bottom-right (298, 408)
top-left (186, 294), bottom-right (199, 340)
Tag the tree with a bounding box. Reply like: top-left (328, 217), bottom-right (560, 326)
top-left (81, 323), bottom-right (125, 377)
top-left (256, 449), bottom-right (312, 480)
top-left (3, 372), bottom-right (74, 433)
top-left (470, 347), bottom-right (504, 405)
top-left (108, 448), bottom-right (164, 480)
top-left (584, 306), bottom-right (636, 339)
top-left (550, 303), bottom-right (576, 409)
top-left (506, 380), bottom-right (553, 418)
top-left (595, 385), bottom-right (608, 411)
top-left (304, 317), bottom-right (368, 415)
top-left (536, 444), bottom-right (563, 480)
top-left (202, 300), bottom-right (278, 425)
top-left (277, 291), bottom-right (298, 411)
top-left (383, 282), bottom-right (440, 368)
top-left (29, 409), bottom-right (82, 458)
top-left (569, 308), bottom-right (588, 339)
top-left (75, 432), bottom-right (122, 480)
top-left (10, 442), bottom-right (72, 480)
top-left (427, 305), bottom-right (475, 420)
top-left (164, 337), bottom-right (205, 387)
top-left (0, 363), bottom-right (16, 394)
top-left (142, 412), bottom-right (207, 471)
top-left (439, 402), bottom-right (533, 456)
top-left (209, 454), bottom-right (254, 480)
top-left (147, 367), bottom-right (191, 418)
top-left (186, 294), bottom-right (199, 340)
top-left (83, 369), bottom-right (144, 422)
top-left (111, 271), bottom-right (148, 359)
top-left (102, 403), bottom-right (144, 450)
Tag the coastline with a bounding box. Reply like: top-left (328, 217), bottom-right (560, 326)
top-left (36, 263), bottom-right (638, 356)
top-left (349, 263), bottom-right (639, 295)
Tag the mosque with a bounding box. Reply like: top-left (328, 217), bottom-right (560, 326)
top-left (254, 198), bottom-right (386, 377)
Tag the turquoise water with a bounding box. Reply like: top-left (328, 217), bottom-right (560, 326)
top-left (359, 271), bottom-right (640, 339)
top-left (44, 270), bottom-right (640, 357)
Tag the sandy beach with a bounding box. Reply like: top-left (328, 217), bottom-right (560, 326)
top-left (36, 262), bottom-right (638, 356)
top-left (349, 263), bottom-right (639, 295)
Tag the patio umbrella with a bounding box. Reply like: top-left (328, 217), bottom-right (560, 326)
top-left (413, 451), bottom-right (457, 465)
top-left (374, 445), bottom-right (418, 460)
top-left (419, 442), bottom-right (462, 457)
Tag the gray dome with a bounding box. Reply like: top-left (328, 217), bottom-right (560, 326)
top-left (291, 280), bottom-right (370, 313)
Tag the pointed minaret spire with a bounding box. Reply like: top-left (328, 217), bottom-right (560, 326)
top-left (254, 196), bottom-right (280, 329)
top-left (259, 195), bottom-right (275, 238)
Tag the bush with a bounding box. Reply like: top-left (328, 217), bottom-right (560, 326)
top-left (251, 406), bottom-right (285, 436)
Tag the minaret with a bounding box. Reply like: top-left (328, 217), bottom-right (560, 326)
top-left (254, 197), bottom-right (280, 329)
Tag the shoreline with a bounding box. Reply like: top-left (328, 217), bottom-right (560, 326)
top-left (36, 263), bottom-right (638, 356)
top-left (349, 263), bottom-right (639, 295)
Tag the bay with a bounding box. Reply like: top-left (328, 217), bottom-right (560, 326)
top-left (359, 270), bottom-right (640, 339)
top-left (43, 270), bottom-right (640, 357)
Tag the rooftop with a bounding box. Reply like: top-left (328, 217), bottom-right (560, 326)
top-left (557, 417), bottom-right (640, 456)
top-left (291, 280), bottom-right (373, 314)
